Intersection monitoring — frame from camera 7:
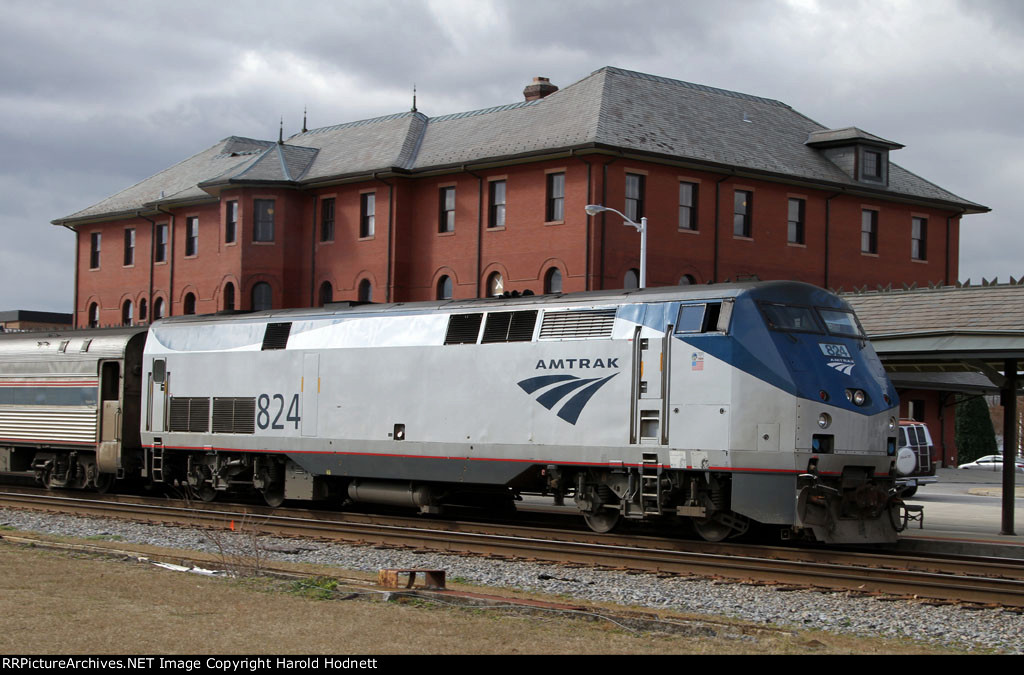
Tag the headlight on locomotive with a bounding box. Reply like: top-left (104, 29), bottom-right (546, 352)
top-left (845, 388), bottom-right (867, 406)
top-left (817, 412), bottom-right (832, 429)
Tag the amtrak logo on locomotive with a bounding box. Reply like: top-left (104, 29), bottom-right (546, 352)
top-left (820, 342), bottom-right (856, 376)
top-left (517, 373), bottom-right (619, 425)
top-left (534, 358), bottom-right (619, 369)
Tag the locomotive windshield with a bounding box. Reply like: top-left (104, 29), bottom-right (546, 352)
top-left (760, 302), bottom-right (866, 339)
top-left (817, 308), bottom-right (866, 338)
top-left (759, 303), bottom-right (822, 334)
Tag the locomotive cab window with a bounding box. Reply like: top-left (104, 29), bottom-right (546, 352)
top-left (674, 302), bottom-right (723, 333)
top-left (759, 303), bottom-right (823, 334)
top-left (817, 308), bottom-right (865, 338)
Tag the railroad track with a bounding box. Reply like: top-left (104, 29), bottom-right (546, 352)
top-left (2, 486), bottom-right (1023, 608)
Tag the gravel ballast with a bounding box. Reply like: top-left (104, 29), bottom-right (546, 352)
top-left (2, 508), bottom-right (1021, 654)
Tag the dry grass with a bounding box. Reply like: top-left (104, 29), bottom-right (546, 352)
top-left (0, 540), bottom-right (958, 655)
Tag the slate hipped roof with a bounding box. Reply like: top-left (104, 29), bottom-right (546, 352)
top-left (54, 66), bottom-right (987, 226)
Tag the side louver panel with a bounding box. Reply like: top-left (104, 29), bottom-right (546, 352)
top-left (539, 308), bottom-right (616, 339)
top-left (212, 397), bottom-right (256, 434)
top-left (262, 323), bottom-right (292, 350)
top-left (444, 313), bottom-right (483, 345)
top-left (481, 311), bottom-right (538, 344)
top-left (168, 397), bottom-right (210, 433)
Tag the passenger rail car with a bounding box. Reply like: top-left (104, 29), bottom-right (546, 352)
top-left (0, 282), bottom-right (905, 543)
top-left (0, 327), bottom-right (146, 490)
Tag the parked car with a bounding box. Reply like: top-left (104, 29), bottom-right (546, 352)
top-left (958, 455), bottom-right (1024, 473)
top-left (896, 420), bottom-right (939, 497)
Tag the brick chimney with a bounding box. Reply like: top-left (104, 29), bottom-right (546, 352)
top-left (523, 76), bottom-right (558, 102)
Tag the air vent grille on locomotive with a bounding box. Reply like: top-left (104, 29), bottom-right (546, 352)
top-left (168, 397), bottom-right (210, 433)
top-left (539, 308), bottom-right (616, 339)
top-left (212, 397), bottom-right (256, 434)
top-left (481, 311), bottom-right (538, 343)
top-left (444, 313), bottom-right (483, 345)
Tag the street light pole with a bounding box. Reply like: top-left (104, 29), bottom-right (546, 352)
top-left (585, 204), bottom-right (648, 289)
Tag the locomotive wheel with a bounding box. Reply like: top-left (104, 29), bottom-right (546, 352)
top-left (94, 473), bottom-right (114, 494)
top-left (191, 485), bottom-right (217, 502)
top-left (261, 485), bottom-right (285, 508)
top-left (692, 517), bottom-right (732, 542)
top-left (692, 511), bottom-right (749, 542)
top-left (583, 507), bottom-right (620, 534)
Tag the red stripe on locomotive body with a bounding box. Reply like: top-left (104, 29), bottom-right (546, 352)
top-left (0, 381), bottom-right (98, 387)
top-left (138, 444), bottom-right (888, 475)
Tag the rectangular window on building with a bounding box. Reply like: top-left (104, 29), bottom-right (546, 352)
top-left (439, 187), bottom-right (455, 233)
top-left (360, 193), bottom-right (375, 238)
top-left (912, 217), bottom-right (927, 260)
top-left (787, 198), bottom-right (805, 244)
top-left (123, 228), bottom-right (135, 266)
top-left (625, 173), bottom-right (645, 222)
top-left (863, 150), bottom-right (881, 179)
top-left (489, 180), bottom-right (506, 228)
top-left (225, 201), bottom-right (237, 244)
top-left (678, 181), bottom-right (697, 230)
top-left (254, 199), bottom-right (275, 242)
top-left (546, 172), bottom-right (564, 222)
top-left (155, 224), bottom-right (167, 263)
top-left (861, 209), bottom-right (878, 254)
top-left (321, 198), bottom-right (335, 242)
top-left (185, 217), bottom-right (198, 256)
top-left (734, 190), bottom-right (752, 237)
top-left (675, 181), bottom-right (700, 231)
top-left (89, 233), bottom-right (101, 269)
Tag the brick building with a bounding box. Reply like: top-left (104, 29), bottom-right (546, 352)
top-left (53, 66), bottom-right (987, 329)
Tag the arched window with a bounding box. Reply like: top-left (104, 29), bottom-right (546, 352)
top-left (183, 293), bottom-right (196, 315)
top-left (624, 268), bottom-right (640, 290)
top-left (88, 303), bottom-right (99, 328)
top-left (251, 282), bottom-right (272, 311)
top-left (487, 272), bottom-right (504, 297)
top-left (678, 274), bottom-right (695, 286)
top-left (358, 279), bottom-right (373, 302)
top-left (153, 297), bottom-right (164, 320)
top-left (223, 283), bottom-right (235, 311)
top-left (437, 275), bottom-right (452, 300)
top-left (544, 267), bottom-right (563, 294)
top-left (319, 281), bottom-right (333, 307)
top-left (121, 300), bottom-right (133, 326)
top-left (138, 298), bottom-right (147, 323)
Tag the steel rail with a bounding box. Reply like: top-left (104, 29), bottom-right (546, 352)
top-left (2, 488), bottom-right (1023, 607)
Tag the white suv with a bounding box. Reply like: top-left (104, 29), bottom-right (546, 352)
top-left (897, 420), bottom-right (938, 497)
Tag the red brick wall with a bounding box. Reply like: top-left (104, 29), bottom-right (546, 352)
top-left (899, 389), bottom-right (958, 467)
top-left (71, 157), bottom-right (967, 327)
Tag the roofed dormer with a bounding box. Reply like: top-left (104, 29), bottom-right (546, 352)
top-left (806, 127), bottom-right (904, 187)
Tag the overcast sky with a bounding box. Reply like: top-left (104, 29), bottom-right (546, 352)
top-left (1, 0), bottom-right (1019, 312)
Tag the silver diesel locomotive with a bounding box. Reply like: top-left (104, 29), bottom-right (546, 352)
top-left (0, 282), bottom-right (905, 543)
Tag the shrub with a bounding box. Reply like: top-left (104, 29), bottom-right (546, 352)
top-left (955, 395), bottom-right (998, 465)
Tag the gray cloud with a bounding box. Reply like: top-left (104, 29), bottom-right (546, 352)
top-left (0, 0), bottom-right (1016, 311)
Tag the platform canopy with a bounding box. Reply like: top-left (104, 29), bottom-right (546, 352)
top-left (844, 281), bottom-right (1023, 536)
top-left (845, 282), bottom-right (1024, 389)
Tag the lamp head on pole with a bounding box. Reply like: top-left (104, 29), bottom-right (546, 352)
top-left (584, 204), bottom-right (607, 216)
